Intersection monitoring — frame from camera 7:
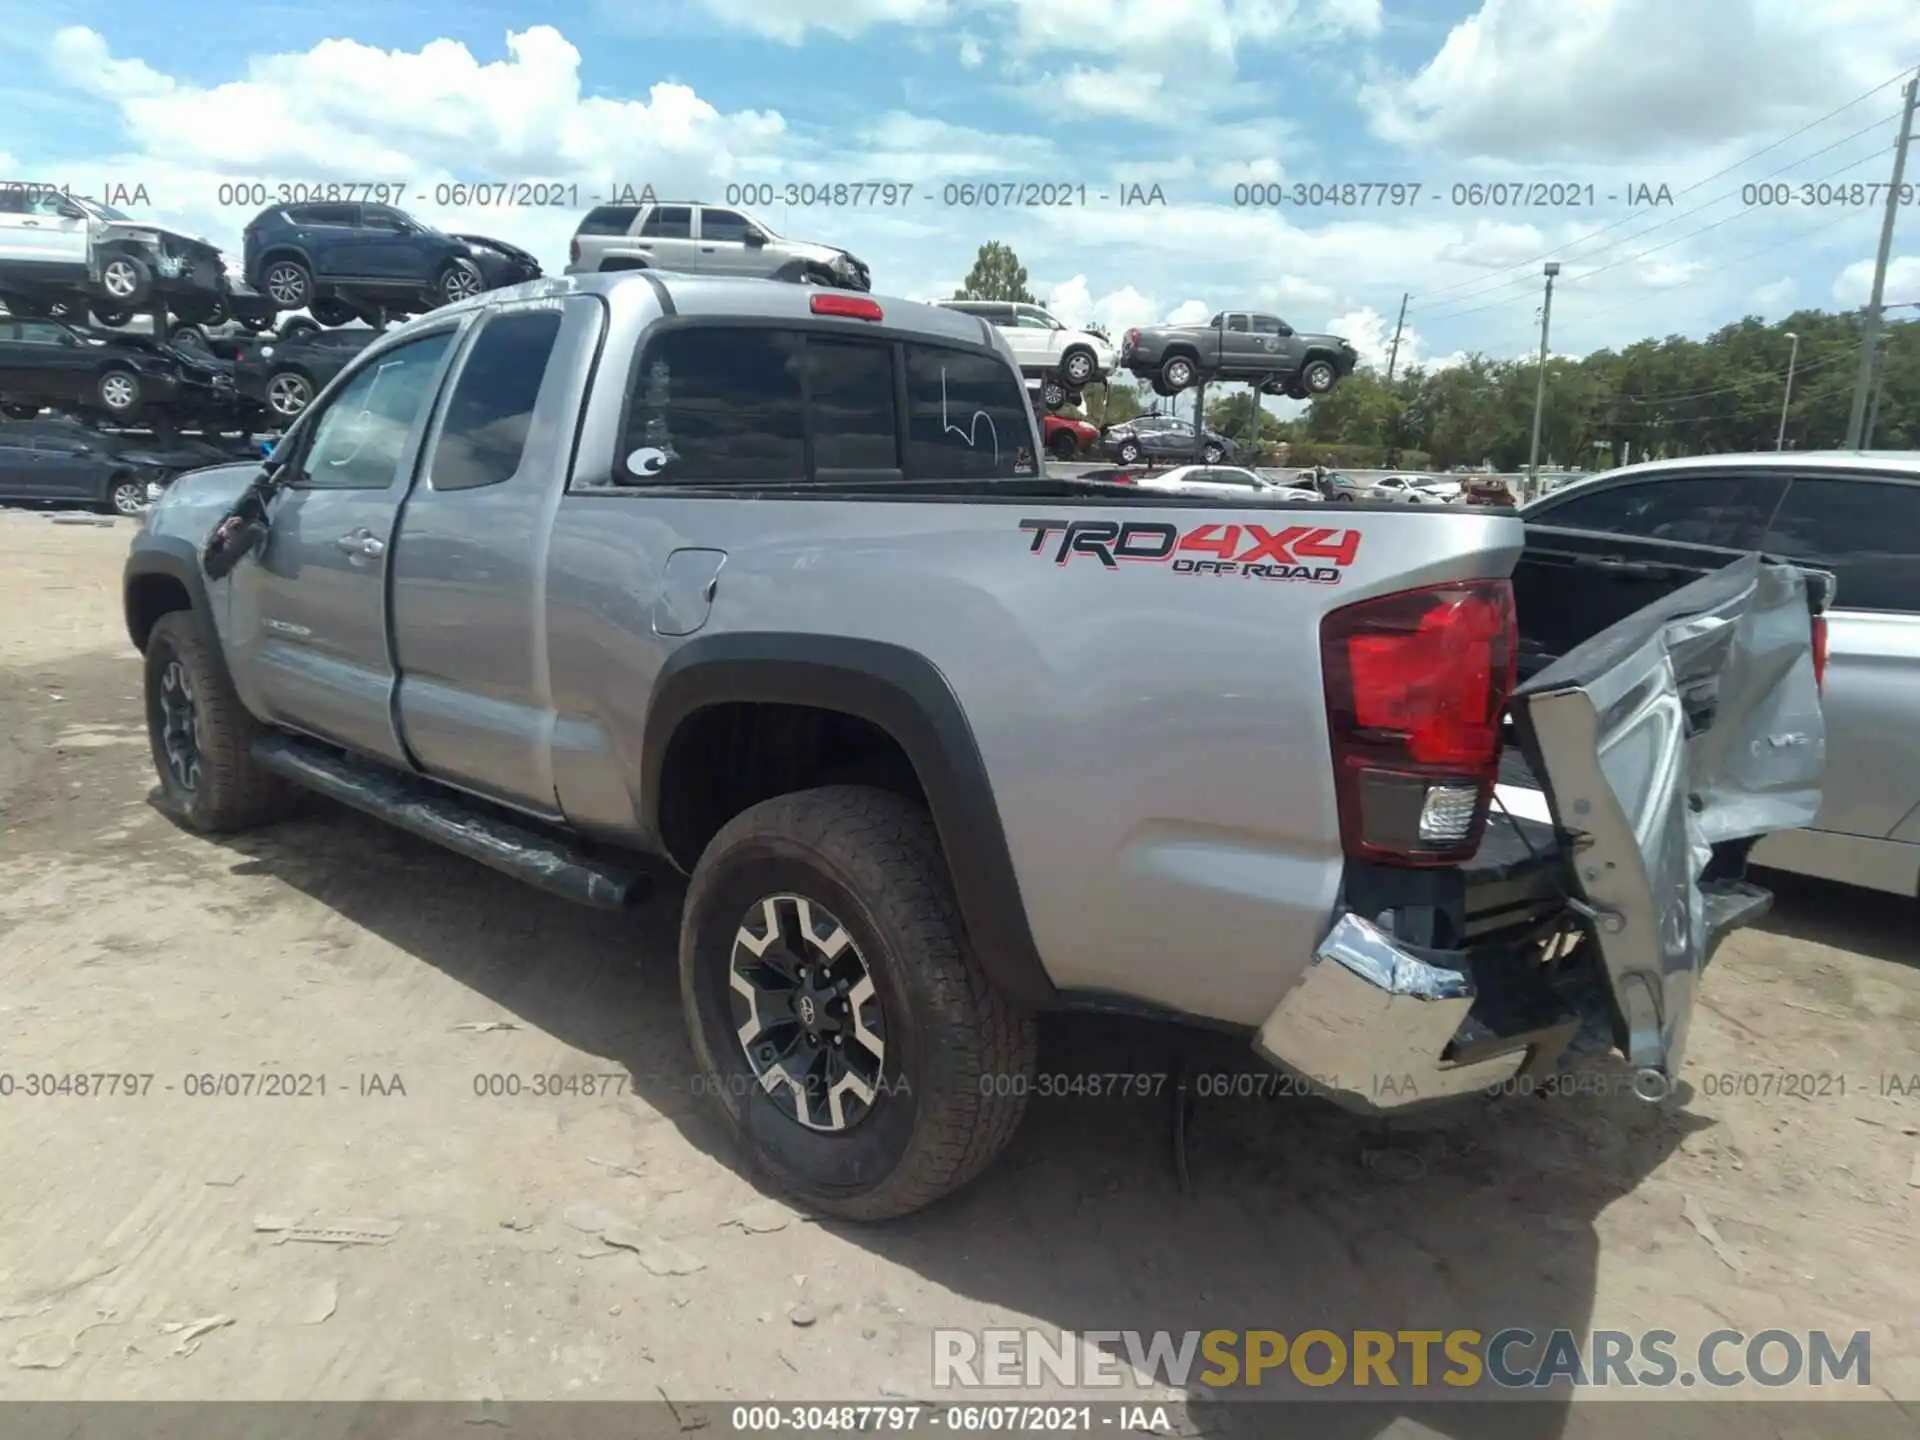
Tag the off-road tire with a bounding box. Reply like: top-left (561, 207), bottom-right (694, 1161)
top-left (680, 785), bottom-right (1037, 1222)
top-left (143, 611), bottom-right (297, 833)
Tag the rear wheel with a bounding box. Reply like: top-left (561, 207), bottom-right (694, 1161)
top-left (309, 296), bottom-right (357, 327)
top-left (261, 258), bottom-right (313, 308)
top-left (680, 786), bottom-right (1036, 1221)
top-left (143, 611), bottom-right (297, 833)
top-left (1040, 379), bottom-right (1067, 411)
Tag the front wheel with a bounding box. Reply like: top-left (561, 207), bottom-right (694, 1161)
top-left (1302, 358), bottom-right (1338, 394)
top-left (99, 253), bottom-right (153, 306)
top-left (1117, 440), bottom-right (1142, 464)
top-left (1060, 348), bottom-right (1096, 386)
top-left (436, 259), bottom-right (484, 305)
top-left (105, 474), bottom-right (147, 517)
top-left (680, 786), bottom-right (1037, 1222)
top-left (266, 371), bottom-right (314, 418)
top-left (1048, 429), bottom-right (1078, 460)
top-left (97, 367), bottom-right (142, 415)
top-left (143, 612), bottom-right (297, 833)
top-left (1202, 443), bottom-right (1224, 464)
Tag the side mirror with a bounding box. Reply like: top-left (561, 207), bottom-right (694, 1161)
top-left (1275, 325), bottom-right (1294, 337)
top-left (744, 229), bottom-right (767, 247)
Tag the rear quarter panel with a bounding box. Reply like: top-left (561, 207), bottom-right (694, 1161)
top-left (550, 476), bottom-right (1523, 1026)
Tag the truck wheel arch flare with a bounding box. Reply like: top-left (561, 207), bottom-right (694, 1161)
top-left (640, 632), bottom-right (1060, 1010)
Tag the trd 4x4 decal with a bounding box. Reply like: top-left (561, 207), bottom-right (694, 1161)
top-left (1018, 518), bottom-right (1359, 584)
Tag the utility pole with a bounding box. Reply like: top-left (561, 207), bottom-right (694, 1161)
top-left (1846, 72), bottom-right (1917, 449)
top-left (1526, 263), bottom-right (1560, 501)
top-left (1776, 331), bottom-right (1799, 450)
top-left (1384, 292), bottom-right (1409, 383)
top-left (1865, 347), bottom-right (1888, 447)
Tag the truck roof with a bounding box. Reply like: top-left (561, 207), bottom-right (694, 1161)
top-left (384, 271), bottom-right (994, 349)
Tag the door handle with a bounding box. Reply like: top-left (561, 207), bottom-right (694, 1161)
top-left (700, 246), bottom-right (716, 252)
top-left (335, 530), bottom-right (384, 558)
top-left (21, 221), bottom-right (40, 228)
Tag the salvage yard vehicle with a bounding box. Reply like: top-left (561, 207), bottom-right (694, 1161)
top-left (0, 184), bottom-right (226, 326)
top-left (231, 326), bottom-right (378, 420)
top-left (242, 202), bottom-right (486, 321)
top-left (0, 317), bottom-right (234, 420)
top-left (125, 272), bottom-right (1828, 1223)
top-left (938, 301), bottom-right (1115, 401)
top-left (566, 200), bottom-right (872, 292)
top-left (1522, 451), bottom-right (1920, 898)
top-left (0, 418), bottom-right (152, 515)
top-left (1122, 311), bottom-right (1358, 397)
top-left (1099, 413), bottom-right (1236, 465)
top-left (1042, 412), bottom-right (1098, 459)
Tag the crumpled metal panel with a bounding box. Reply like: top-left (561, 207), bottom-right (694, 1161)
top-left (1511, 553), bottom-right (1825, 1087)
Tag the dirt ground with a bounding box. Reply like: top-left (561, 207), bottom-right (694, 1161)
top-left (0, 508), bottom-right (1915, 1433)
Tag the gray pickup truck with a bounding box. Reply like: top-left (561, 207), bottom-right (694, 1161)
top-left (1122, 310), bottom-right (1358, 398)
top-left (123, 272), bottom-right (1828, 1221)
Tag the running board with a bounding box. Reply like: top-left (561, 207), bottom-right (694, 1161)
top-left (251, 734), bottom-right (650, 911)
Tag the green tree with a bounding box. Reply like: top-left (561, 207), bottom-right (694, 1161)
top-left (952, 242), bottom-right (1036, 304)
top-left (1080, 380), bottom-right (1143, 427)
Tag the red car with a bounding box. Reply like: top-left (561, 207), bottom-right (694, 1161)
top-left (1042, 413), bottom-right (1099, 459)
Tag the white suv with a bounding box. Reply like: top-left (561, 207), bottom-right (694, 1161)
top-left (0, 183), bottom-right (227, 325)
top-left (938, 300), bottom-right (1115, 409)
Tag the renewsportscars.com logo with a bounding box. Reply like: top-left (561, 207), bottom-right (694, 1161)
top-left (1019, 519), bottom-right (1361, 582)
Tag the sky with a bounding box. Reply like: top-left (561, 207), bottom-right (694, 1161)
top-left (2, 0), bottom-right (1918, 391)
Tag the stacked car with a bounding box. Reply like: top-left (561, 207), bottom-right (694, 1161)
top-left (1122, 311), bottom-right (1356, 398)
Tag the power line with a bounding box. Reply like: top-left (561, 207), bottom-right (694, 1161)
top-left (1404, 65), bottom-right (1916, 306)
top-left (1604, 374), bottom-right (1857, 426)
top-left (1607, 342), bottom-right (1863, 405)
top-left (1415, 114), bottom-right (1900, 324)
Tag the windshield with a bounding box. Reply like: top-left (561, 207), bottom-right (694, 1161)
top-left (72, 196), bottom-right (131, 221)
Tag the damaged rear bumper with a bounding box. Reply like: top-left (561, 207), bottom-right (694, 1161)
top-left (1256, 553), bottom-right (1826, 1114)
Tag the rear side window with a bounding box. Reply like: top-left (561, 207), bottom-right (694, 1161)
top-left (640, 206), bottom-right (692, 239)
top-left (297, 203), bottom-right (359, 226)
top-left (903, 344), bottom-right (1037, 479)
top-left (1761, 476), bottom-right (1920, 613)
top-left (1533, 472), bottom-right (1786, 548)
top-left (577, 205), bottom-right (639, 236)
top-left (806, 338), bottom-right (898, 472)
top-left (428, 309), bottom-right (564, 492)
top-left (617, 327), bottom-right (805, 484)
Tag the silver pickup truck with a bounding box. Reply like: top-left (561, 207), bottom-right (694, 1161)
top-left (123, 273), bottom-right (1829, 1221)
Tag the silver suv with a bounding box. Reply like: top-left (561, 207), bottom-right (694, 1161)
top-left (565, 201), bottom-right (871, 291)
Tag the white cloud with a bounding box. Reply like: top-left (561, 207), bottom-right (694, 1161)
top-left (1041, 275), bottom-right (1168, 334)
top-left (1750, 277), bottom-right (1796, 313)
top-left (1320, 306), bottom-right (1423, 372)
top-left (1832, 253), bottom-right (1920, 307)
top-left (1165, 299), bottom-right (1212, 325)
top-left (1364, 0), bottom-right (1920, 161)
top-left (957, 33), bottom-right (984, 66)
top-left (696, 0), bottom-right (949, 43)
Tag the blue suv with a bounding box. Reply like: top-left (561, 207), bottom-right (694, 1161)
top-left (241, 202), bottom-right (485, 323)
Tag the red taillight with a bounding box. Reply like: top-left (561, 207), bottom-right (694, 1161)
top-left (569, 237), bottom-right (580, 264)
top-left (1109, 470), bottom-right (1137, 484)
top-left (1811, 614), bottom-right (1828, 693)
top-left (1124, 328), bottom-right (1139, 351)
top-left (1321, 580), bottom-right (1517, 865)
top-left (812, 293), bottom-right (883, 321)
